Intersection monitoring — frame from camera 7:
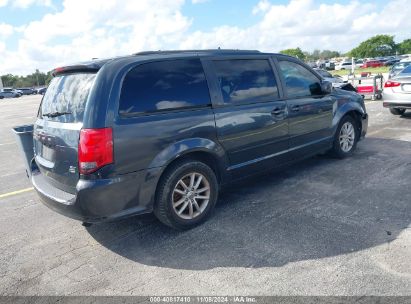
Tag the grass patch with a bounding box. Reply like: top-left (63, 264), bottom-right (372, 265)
top-left (331, 66), bottom-right (389, 76)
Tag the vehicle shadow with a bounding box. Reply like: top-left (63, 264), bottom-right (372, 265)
top-left (86, 137), bottom-right (411, 270)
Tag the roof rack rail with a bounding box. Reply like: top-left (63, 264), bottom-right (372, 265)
top-left (133, 49), bottom-right (261, 56)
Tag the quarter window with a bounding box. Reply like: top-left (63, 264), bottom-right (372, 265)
top-left (212, 59), bottom-right (279, 104)
top-left (119, 59), bottom-right (211, 115)
top-left (278, 60), bottom-right (322, 98)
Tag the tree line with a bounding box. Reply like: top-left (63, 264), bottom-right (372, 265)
top-left (1, 70), bottom-right (52, 88)
top-left (280, 35), bottom-right (411, 60)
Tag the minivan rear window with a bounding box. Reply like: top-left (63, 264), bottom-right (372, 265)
top-left (38, 73), bottom-right (96, 123)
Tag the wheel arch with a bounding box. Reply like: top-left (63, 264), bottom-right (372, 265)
top-left (333, 102), bottom-right (365, 137)
top-left (148, 138), bottom-right (229, 186)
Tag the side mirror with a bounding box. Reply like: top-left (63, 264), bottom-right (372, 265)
top-left (309, 81), bottom-right (330, 95)
top-left (321, 80), bottom-right (333, 94)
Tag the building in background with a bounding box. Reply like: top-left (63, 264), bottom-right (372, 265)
top-left (0, 77), bottom-right (3, 89)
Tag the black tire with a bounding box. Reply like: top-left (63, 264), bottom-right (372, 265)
top-left (154, 159), bottom-right (218, 230)
top-left (389, 108), bottom-right (405, 115)
top-left (330, 115), bottom-right (359, 159)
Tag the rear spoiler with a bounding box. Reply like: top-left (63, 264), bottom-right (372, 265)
top-left (52, 64), bottom-right (100, 77)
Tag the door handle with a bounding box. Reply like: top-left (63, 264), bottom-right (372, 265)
top-left (271, 108), bottom-right (283, 116)
top-left (291, 105), bottom-right (300, 112)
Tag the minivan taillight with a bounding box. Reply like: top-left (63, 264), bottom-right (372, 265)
top-left (79, 128), bottom-right (113, 174)
top-left (384, 81), bottom-right (401, 88)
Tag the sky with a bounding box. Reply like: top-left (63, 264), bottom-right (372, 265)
top-left (0, 0), bottom-right (410, 75)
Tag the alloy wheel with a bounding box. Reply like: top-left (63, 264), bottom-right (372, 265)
top-left (172, 172), bottom-right (211, 220)
top-left (339, 122), bottom-right (355, 152)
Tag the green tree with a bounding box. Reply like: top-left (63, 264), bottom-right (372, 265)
top-left (1, 70), bottom-right (51, 88)
top-left (349, 35), bottom-right (397, 58)
top-left (280, 47), bottom-right (305, 60)
top-left (398, 39), bottom-right (411, 54)
top-left (311, 49), bottom-right (321, 60)
top-left (1, 74), bottom-right (18, 87)
top-left (320, 50), bottom-right (340, 59)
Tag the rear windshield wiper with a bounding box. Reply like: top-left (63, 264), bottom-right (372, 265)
top-left (42, 111), bottom-right (72, 118)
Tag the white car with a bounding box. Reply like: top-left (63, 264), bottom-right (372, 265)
top-left (335, 62), bottom-right (353, 71)
top-left (0, 88), bottom-right (22, 98)
top-left (355, 59), bottom-right (364, 68)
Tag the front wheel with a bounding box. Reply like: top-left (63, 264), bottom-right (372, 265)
top-left (389, 108), bottom-right (406, 115)
top-left (154, 160), bottom-right (218, 230)
top-left (330, 115), bottom-right (359, 158)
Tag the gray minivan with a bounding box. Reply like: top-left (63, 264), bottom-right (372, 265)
top-left (18, 50), bottom-right (368, 229)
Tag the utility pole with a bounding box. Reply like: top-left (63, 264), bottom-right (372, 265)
top-left (35, 69), bottom-right (39, 87)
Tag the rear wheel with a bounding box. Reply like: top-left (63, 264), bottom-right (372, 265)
top-left (389, 108), bottom-right (406, 115)
top-left (154, 159), bottom-right (218, 230)
top-left (330, 115), bottom-right (359, 158)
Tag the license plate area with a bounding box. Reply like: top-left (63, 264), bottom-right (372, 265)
top-left (402, 84), bottom-right (411, 92)
top-left (40, 144), bottom-right (55, 161)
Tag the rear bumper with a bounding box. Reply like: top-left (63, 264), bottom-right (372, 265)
top-left (383, 89), bottom-right (411, 108)
top-left (383, 101), bottom-right (411, 109)
top-left (31, 168), bottom-right (160, 223)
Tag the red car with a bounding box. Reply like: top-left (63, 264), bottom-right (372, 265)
top-left (361, 60), bottom-right (384, 68)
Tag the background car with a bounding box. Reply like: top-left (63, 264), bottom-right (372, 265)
top-left (16, 88), bottom-right (36, 95)
top-left (388, 61), bottom-right (411, 79)
top-left (335, 62), bottom-right (353, 71)
top-left (0, 88), bottom-right (22, 98)
top-left (362, 60), bottom-right (384, 68)
top-left (383, 65), bottom-right (411, 115)
top-left (37, 87), bottom-right (47, 95)
top-left (355, 59), bottom-right (364, 68)
top-left (316, 61), bottom-right (335, 70)
top-left (384, 59), bottom-right (400, 66)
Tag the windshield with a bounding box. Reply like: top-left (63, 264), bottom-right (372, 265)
top-left (38, 73), bottom-right (96, 123)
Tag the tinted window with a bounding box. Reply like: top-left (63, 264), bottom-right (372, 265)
top-left (39, 73), bottom-right (96, 123)
top-left (278, 60), bottom-right (321, 98)
top-left (119, 59), bottom-right (210, 115)
top-left (212, 59), bottom-right (279, 104)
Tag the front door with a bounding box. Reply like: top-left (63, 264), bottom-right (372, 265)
top-left (276, 58), bottom-right (334, 156)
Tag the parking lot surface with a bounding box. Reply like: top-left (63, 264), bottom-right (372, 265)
top-left (0, 95), bottom-right (410, 296)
